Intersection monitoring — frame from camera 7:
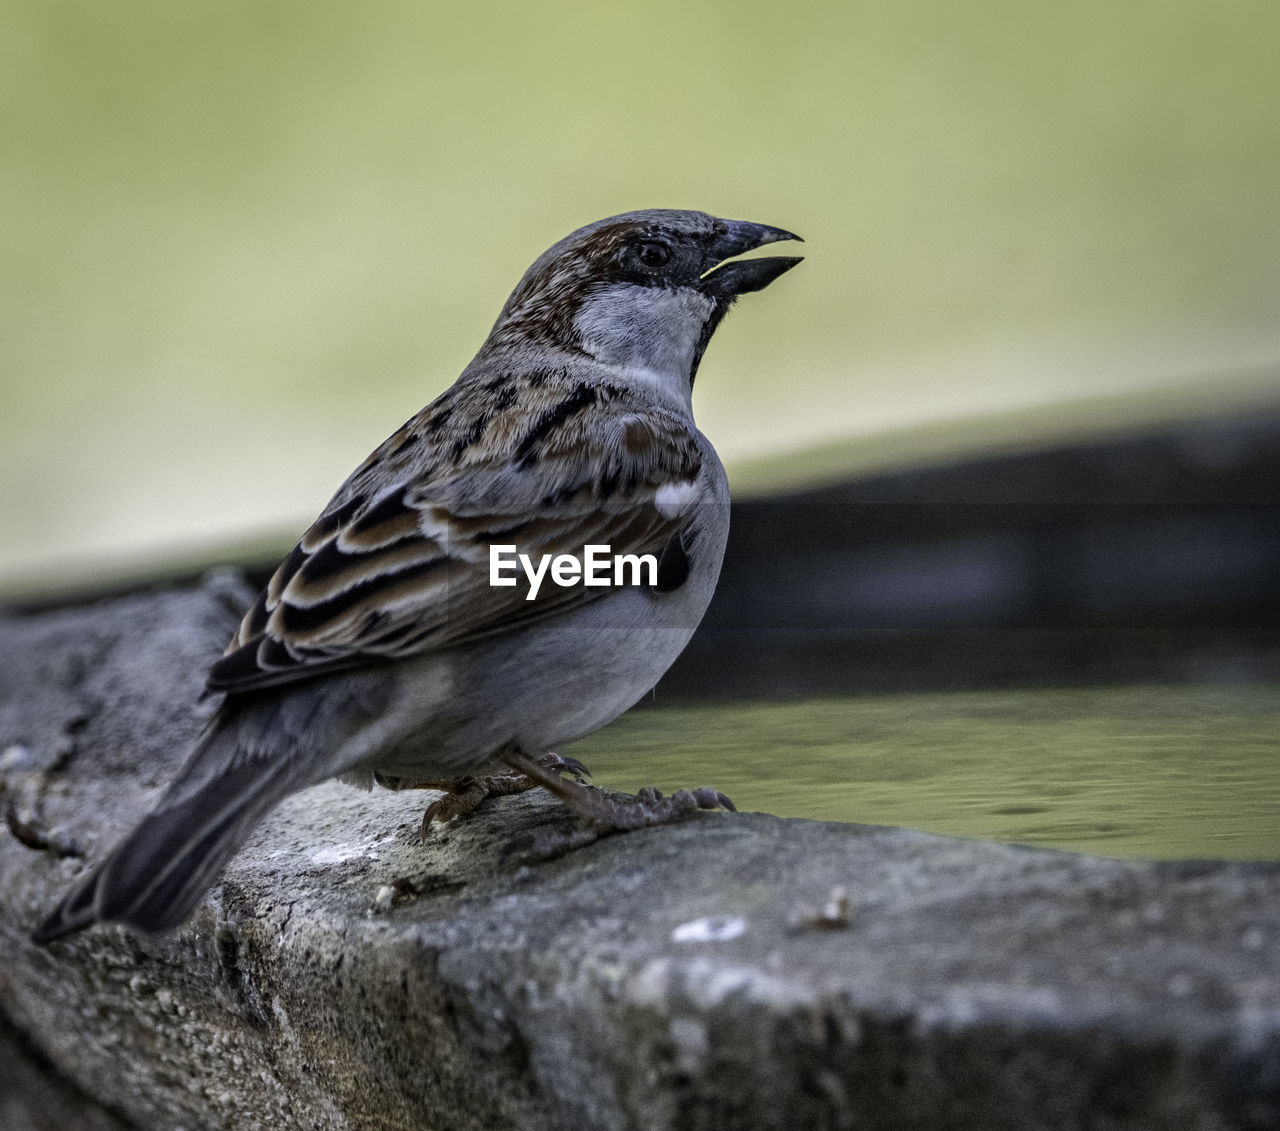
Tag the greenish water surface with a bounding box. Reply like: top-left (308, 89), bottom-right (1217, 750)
top-left (571, 684), bottom-right (1280, 861)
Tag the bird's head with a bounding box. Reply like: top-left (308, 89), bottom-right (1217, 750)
top-left (482, 209), bottom-right (802, 408)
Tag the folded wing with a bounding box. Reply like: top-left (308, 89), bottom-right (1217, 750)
top-left (206, 397), bottom-right (704, 695)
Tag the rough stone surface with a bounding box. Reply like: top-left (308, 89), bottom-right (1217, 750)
top-left (0, 1016), bottom-right (132, 1131)
top-left (2, 579), bottom-right (1279, 1129)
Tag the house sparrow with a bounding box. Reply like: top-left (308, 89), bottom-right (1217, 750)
top-left (33, 209), bottom-right (802, 943)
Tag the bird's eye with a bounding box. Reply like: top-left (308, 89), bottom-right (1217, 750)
top-left (635, 241), bottom-right (671, 269)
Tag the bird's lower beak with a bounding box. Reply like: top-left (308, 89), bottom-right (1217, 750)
top-left (701, 221), bottom-right (804, 297)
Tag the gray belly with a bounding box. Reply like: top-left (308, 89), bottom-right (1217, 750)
top-left (370, 520), bottom-right (727, 778)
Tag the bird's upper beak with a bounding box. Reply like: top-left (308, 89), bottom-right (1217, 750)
top-left (701, 221), bottom-right (804, 297)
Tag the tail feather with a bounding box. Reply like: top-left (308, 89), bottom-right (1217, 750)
top-left (32, 673), bottom-right (385, 945)
top-left (32, 755), bottom-right (300, 944)
top-left (31, 870), bottom-right (99, 944)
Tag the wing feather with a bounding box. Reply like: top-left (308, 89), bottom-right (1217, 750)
top-left (206, 395), bottom-right (703, 695)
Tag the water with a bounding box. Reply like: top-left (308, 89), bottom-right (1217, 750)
top-left (570, 683), bottom-right (1280, 861)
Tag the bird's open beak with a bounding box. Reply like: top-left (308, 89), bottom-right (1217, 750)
top-left (701, 221), bottom-right (804, 297)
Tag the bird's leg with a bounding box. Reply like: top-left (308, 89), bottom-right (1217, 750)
top-left (502, 748), bottom-right (735, 859)
top-left (376, 753), bottom-right (591, 836)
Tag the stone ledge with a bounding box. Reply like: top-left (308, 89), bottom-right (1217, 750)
top-left (2, 580), bottom-right (1278, 1129)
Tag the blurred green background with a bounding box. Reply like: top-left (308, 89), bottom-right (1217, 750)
top-left (4, 0), bottom-right (1280, 591)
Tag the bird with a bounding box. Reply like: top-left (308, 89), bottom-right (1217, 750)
top-left (32, 209), bottom-right (802, 943)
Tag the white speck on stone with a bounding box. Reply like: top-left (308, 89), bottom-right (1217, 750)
top-left (0, 744), bottom-right (31, 771)
top-left (672, 915), bottom-right (748, 943)
top-left (310, 844), bottom-right (364, 865)
top-left (309, 836), bottom-right (392, 866)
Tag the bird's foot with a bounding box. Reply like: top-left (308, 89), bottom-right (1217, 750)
top-left (501, 750), bottom-right (734, 859)
top-left (377, 754), bottom-right (590, 836)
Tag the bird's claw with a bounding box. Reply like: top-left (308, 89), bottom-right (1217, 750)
top-left (500, 750), bottom-right (736, 859)
top-left (417, 752), bottom-right (593, 835)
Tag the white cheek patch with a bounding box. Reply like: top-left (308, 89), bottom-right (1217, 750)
top-left (574, 284), bottom-right (715, 411)
top-left (655, 479), bottom-right (700, 519)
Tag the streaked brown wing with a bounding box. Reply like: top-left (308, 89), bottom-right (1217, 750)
top-left (205, 405), bottom-right (702, 695)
